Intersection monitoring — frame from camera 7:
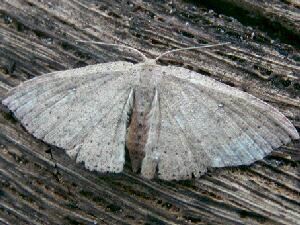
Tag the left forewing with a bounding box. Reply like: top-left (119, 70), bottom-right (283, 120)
top-left (155, 66), bottom-right (299, 180)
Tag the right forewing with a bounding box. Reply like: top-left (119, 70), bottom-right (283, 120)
top-left (3, 61), bottom-right (135, 173)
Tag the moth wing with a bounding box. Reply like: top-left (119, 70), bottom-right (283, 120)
top-left (2, 61), bottom-right (135, 173)
top-left (155, 66), bottom-right (299, 180)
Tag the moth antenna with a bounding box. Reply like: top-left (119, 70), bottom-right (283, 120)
top-left (154, 42), bottom-right (231, 62)
top-left (75, 40), bottom-right (148, 62)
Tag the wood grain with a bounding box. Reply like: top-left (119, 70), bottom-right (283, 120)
top-left (0, 0), bottom-right (299, 224)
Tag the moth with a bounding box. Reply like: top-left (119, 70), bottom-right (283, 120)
top-left (2, 42), bottom-right (299, 180)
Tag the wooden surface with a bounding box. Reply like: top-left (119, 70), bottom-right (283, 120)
top-left (0, 0), bottom-right (299, 224)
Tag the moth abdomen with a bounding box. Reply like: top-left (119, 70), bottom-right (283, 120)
top-left (126, 87), bottom-right (160, 176)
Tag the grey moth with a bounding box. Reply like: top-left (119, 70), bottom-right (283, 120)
top-left (2, 43), bottom-right (299, 180)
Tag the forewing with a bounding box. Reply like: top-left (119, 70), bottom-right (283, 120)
top-left (2, 61), bottom-right (135, 173)
top-left (156, 66), bottom-right (299, 180)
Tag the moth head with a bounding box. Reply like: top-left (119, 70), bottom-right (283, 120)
top-left (141, 58), bottom-right (157, 66)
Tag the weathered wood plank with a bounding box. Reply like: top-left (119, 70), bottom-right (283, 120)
top-left (194, 0), bottom-right (300, 47)
top-left (0, 0), bottom-right (299, 224)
